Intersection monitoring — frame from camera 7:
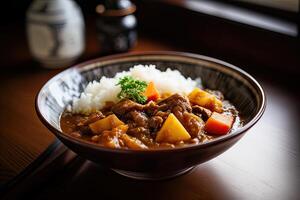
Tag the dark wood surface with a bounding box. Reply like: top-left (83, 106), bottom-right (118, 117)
top-left (1, 2), bottom-right (300, 199)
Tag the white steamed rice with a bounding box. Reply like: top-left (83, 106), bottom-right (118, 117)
top-left (72, 64), bottom-right (201, 114)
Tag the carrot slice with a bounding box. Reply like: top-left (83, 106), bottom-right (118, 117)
top-left (144, 81), bottom-right (160, 102)
top-left (204, 112), bottom-right (234, 135)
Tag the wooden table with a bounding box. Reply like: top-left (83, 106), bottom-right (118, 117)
top-left (1, 35), bottom-right (299, 199)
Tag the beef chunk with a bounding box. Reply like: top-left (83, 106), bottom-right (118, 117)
top-left (76, 111), bottom-right (105, 135)
top-left (127, 127), bottom-right (150, 136)
top-left (192, 105), bottom-right (212, 121)
top-left (126, 110), bottom-right (149, 128)
top-left (112, 99), bottom-right (144, 116)
top-left (172, 105), bottom-right (185, 120)
top-left (101, 101), bottom-right (116, 116)
top-left (158, 93), bottom-right (192, 113)
top-left (181, 112), bottom-right (205, 138)
top-left (156, 94), bottom-right (204, 138)
top-left (77, 111), bottom-right (105, 126)
top-left (149, 116), bottom-right (164, 131)
top-left (127, 127), bottom-right (153, 146)
top-left (144, 101), bottom-right (160, 115)
top-left (154, 111), bottom-right (169, 121)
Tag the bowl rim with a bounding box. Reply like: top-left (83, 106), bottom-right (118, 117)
top-left (35, 51), bottom-right (266, 154)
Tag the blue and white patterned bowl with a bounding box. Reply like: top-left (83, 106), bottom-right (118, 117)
top-left (36, 52), bottom-right (266, 180)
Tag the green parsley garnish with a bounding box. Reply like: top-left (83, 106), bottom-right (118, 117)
top-left (116, 76), bottom-right (148, 104)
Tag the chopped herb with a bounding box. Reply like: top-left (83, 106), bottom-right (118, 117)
top-left (116, 76), bottom-right (148, 104)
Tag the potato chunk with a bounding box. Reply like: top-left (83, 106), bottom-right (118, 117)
top-left (89, 114), bottom-right (124, 134)
top-left (188, 88), bottom-right (223, 112)
top-left (156, 113), bottom-right (191, 143)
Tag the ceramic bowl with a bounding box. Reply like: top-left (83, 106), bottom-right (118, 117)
top-left (36, 52), bottom-right (266, 180)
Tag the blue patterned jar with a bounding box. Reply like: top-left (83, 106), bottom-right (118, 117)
top-left (26, 0), bottom-right (85, 68)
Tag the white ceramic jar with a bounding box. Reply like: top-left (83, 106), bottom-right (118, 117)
top-left (26, 0), bottom-right (85, 68)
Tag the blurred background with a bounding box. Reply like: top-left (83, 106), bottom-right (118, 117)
top-left (0, 0), bottom-right (299, 75)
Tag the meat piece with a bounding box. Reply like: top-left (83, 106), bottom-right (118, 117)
top-left (126, 110), bottom-right (149, 128)
top-left (76, 112), bottom-right (106, 135)
top-left (158, 93), bottom-right (192, 113)
top-left (77, 111), bottom-right (105, 126)
top-left (172, 105), bottom-right (184, 121)
top-left (127, 127), bottom-right (154, 146)
top-left (144, 101), bottom-right (160, 115)
top-left (181, 112), bottom-right (205, 138)
top-left (192, 105), bottom-right (212, 121)
top-left (148, 116), bottom-right (164, 131)
top-left (111, 99), bottom-right (144, 117)
top-left (155, 111), bottom-right (169, 121)
top-left (127, 127), bottom-right (150, 136)
top-left (76, 125), bottom-right (91, 135)
top-left (101, 101), bottom-right (116, 116)
top-left (156, 94), bottom-right (204, 138)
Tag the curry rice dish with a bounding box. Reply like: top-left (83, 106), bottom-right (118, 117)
top-left (60, 65), bottom-right (242, 150)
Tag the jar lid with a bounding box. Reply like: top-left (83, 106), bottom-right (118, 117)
top-left (96, 0), bottom-right (136, 17)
